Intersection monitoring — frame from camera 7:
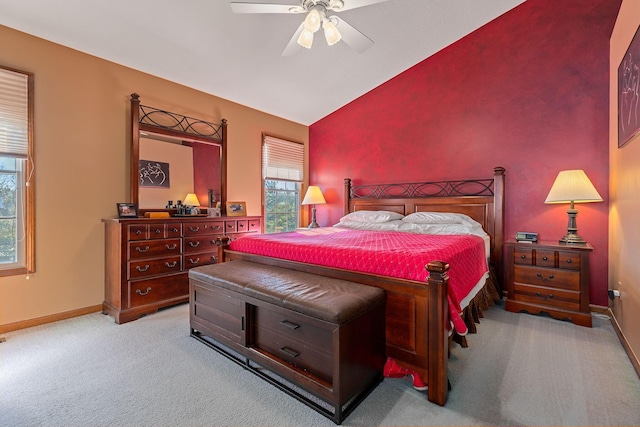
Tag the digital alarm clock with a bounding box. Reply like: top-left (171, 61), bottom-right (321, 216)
top-left (515, 232), bottom-right (538, 242)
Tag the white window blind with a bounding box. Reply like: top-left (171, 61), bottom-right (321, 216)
top-left (262, 135), bottom-right (304, 181)
top-left (0, 68), bottom-right (29, 158)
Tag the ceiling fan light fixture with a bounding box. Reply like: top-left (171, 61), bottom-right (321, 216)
top-left (303, 8), bottom-right (322, 33)
top-left (297, 28), bottom-right (314, 49)
top-left (323, 18), bottom-right (341, 46)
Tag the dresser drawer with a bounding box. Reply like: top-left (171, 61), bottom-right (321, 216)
top-left (184, 221), bottom-right (224, 236)
top-left (514, 265), bottom-right (580, 291)
top-left (253, 305), bottom-right (334, 384)
top-left (225, 221), bottom-right (237, 234)
top-left (183, 251), bottom-right (218, 268)
top-left (184, 236), bottom-right (219, 254)
top-left (128, 238), bottom-right (181, 260)
top-left (248, 219), bottom-right (261, 232)
top-left (513, 283), bottom-right (580, 311)
top-left (129, 256), bottom-right (182, 279)
top-left (129, 274), bottom-right (187, 308)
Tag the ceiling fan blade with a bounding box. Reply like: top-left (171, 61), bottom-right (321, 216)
top-left (281, 22), bottom-right (305, 56)
top-left (333, 16), bottom-right (374, 54)
top-left (230, 2), bottom-right (305, 14)
top-left (335, 0), bottom-right (390, 12)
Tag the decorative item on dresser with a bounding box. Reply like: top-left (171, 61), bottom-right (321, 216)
top-left (103, 216), bottom-right (261, 324)
top-left (504, 240), bottom-right (593, 327)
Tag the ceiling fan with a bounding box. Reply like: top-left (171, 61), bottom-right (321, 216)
top-left (230, 0), bottom-right (390, 55)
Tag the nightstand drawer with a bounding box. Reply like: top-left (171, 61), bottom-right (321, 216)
top-left (514, 266), bottom-right (580, 291)
top-left (558, 251), bottom-right (581, 270)
top-left (514, 247), bottom-right (533, 265)
top-left (513, 283), bottom-right (580, 311)
top-left (535, 249), bottom-right (556, 268)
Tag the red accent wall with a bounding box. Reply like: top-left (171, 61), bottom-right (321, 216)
top-left (309, 0), bottom-right (621, 306)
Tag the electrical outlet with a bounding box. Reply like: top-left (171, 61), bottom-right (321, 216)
top-left (613, 289), bottom-right (621, 298)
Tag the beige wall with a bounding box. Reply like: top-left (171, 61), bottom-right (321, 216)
top-left (0, 25), bottom-right (308, 326)
top-left (610, 0), bottom-right (640, 366)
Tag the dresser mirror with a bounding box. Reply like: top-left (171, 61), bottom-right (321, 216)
top-left (130, 93), bottom-right (227, 214)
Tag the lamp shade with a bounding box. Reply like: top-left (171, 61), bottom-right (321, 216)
top-left (301, 186), bottom-right (326, 205)
top-left (183, 193), bottom-right (201, 207)
top-left (544, 170), bottom-right (603, 204)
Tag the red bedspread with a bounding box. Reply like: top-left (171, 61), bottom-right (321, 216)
top-left (229, 228), bottom-right (488, 335)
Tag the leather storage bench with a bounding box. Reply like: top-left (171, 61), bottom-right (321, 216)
top-left (189, 260), bottom-right (386, 424)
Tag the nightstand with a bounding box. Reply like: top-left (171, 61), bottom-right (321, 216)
top-left (504, 240), bottom-right (593, 327)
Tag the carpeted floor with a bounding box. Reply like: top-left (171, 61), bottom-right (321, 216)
top-left (1, 301), bottom-right (639, 426)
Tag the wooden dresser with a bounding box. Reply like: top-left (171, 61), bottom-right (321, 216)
top-left (103, 216), bottom-right (261, 324)
top-left (504, 240), bottom-right (593, 327)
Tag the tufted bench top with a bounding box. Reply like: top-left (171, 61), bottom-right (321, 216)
top-left (189, 260), bottom-right (385, 324)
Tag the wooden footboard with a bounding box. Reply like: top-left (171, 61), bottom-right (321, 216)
top-left (220, 248), bottom-right (451, 406)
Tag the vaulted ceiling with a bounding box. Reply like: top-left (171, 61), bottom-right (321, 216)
top-left (0, 0), bottom-right (524, 125)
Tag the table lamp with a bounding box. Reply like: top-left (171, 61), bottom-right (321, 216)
top-left (301, 186), bottom-right (326, 228)
top-left (184, 193), bottom-right (201, 207)
top-left (544, 170), bottom-right (603, 244)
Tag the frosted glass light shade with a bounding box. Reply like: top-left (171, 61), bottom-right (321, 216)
top-left (303, 9), bottom-right (322, 32)
top-left (297, 29), bottom-right (314, 49)
top-left (323, 20), bottom-right (341, 46)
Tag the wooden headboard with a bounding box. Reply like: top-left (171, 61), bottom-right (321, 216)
top-left (344, 167), bottom-right (505, 285)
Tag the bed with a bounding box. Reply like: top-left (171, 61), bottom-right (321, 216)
top-left (219, 167), bottom-right (505, 406)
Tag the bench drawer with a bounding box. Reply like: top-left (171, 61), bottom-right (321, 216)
top-left (253, 305), bottom-right (334, 384)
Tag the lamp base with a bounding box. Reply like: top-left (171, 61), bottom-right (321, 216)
top-left (307, 222), bottom-right (320, 229)
top-left (559, 233), bottom-right (586, 244)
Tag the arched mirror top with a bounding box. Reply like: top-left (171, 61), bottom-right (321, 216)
top-left (130, 93), bottom-right (227, 215)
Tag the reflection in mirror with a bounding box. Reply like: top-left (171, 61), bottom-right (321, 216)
top-left (130, 93), bottom-right (227, 214)
top-left (138, 133), bottom-right (221, 209)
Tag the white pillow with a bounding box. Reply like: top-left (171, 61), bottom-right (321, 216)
top-left (402, 212), bottom-right (482, 228)
top-left (334, 219), bottom-right (403, 231)
top-left (339, 210), bottom-right (404, 223)
top-left (397, 221), bottom-right (486, 236)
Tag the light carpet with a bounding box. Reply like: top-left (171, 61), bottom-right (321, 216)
top-left (1, 302), bottom-right (639, 426)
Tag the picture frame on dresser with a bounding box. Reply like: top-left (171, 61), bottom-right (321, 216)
top-left (116, 203), bottom-right (138, 218)
top-left (226, 201), bottom-right (246, 216)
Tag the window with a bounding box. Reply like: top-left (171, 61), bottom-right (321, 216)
top-left (0, 66), bottom-right (34, 276)
top-left (262, 135), bottom-right (304, 233)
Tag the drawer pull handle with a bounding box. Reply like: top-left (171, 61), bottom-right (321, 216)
top-left (165, 261), bottom-right (178, 268)
top-left (535, 291), bottom-right (554, 300)
top-left (566, 259), bottom-right (572, 264)
top-left (165, 243), bottom-right (178, 250)
top-left (136, 265), bottom-right (150, 272)
top-left (135, 230), bottom-right (142, 235)
top-left (536, 273), bottom-right (554, 281)
top-left (136, 287), bottom-right (152, 296)
top-left (279, 347), bottom-right (300, 358)
top-left (214, 225), bottom-right (221, 230)
top-left (189, 241), bottom-right (200, 247)
top-left (280, 320), bottom-right (300, 330)
top-left (135, 245), bottom-right (150, 253)
top-left (520, 255), bottom-right (527, 259)
top-left (189, 257), bottom-right (200, 264)
top-left (189, 226), bottom-right (200, 232)
top-left (172, 228), bottom-right (179, 233)
top-left (542, 257), bottom-right (548, 261)
top-left (154, 229), bottom-right (161, 234)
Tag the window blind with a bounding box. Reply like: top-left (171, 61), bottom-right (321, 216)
top-left (262, 135), bottom-right (304, 181)
top-left (0, 68), bottom-right (29, 159)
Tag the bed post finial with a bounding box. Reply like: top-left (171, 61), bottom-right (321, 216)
top-left (344, 178), bottom-right (352, 215)
top-left (426, 260), bottom-right (449, 406)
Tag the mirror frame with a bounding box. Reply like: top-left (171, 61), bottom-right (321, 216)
top-left (130, 93), bottom-right (227, 214)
